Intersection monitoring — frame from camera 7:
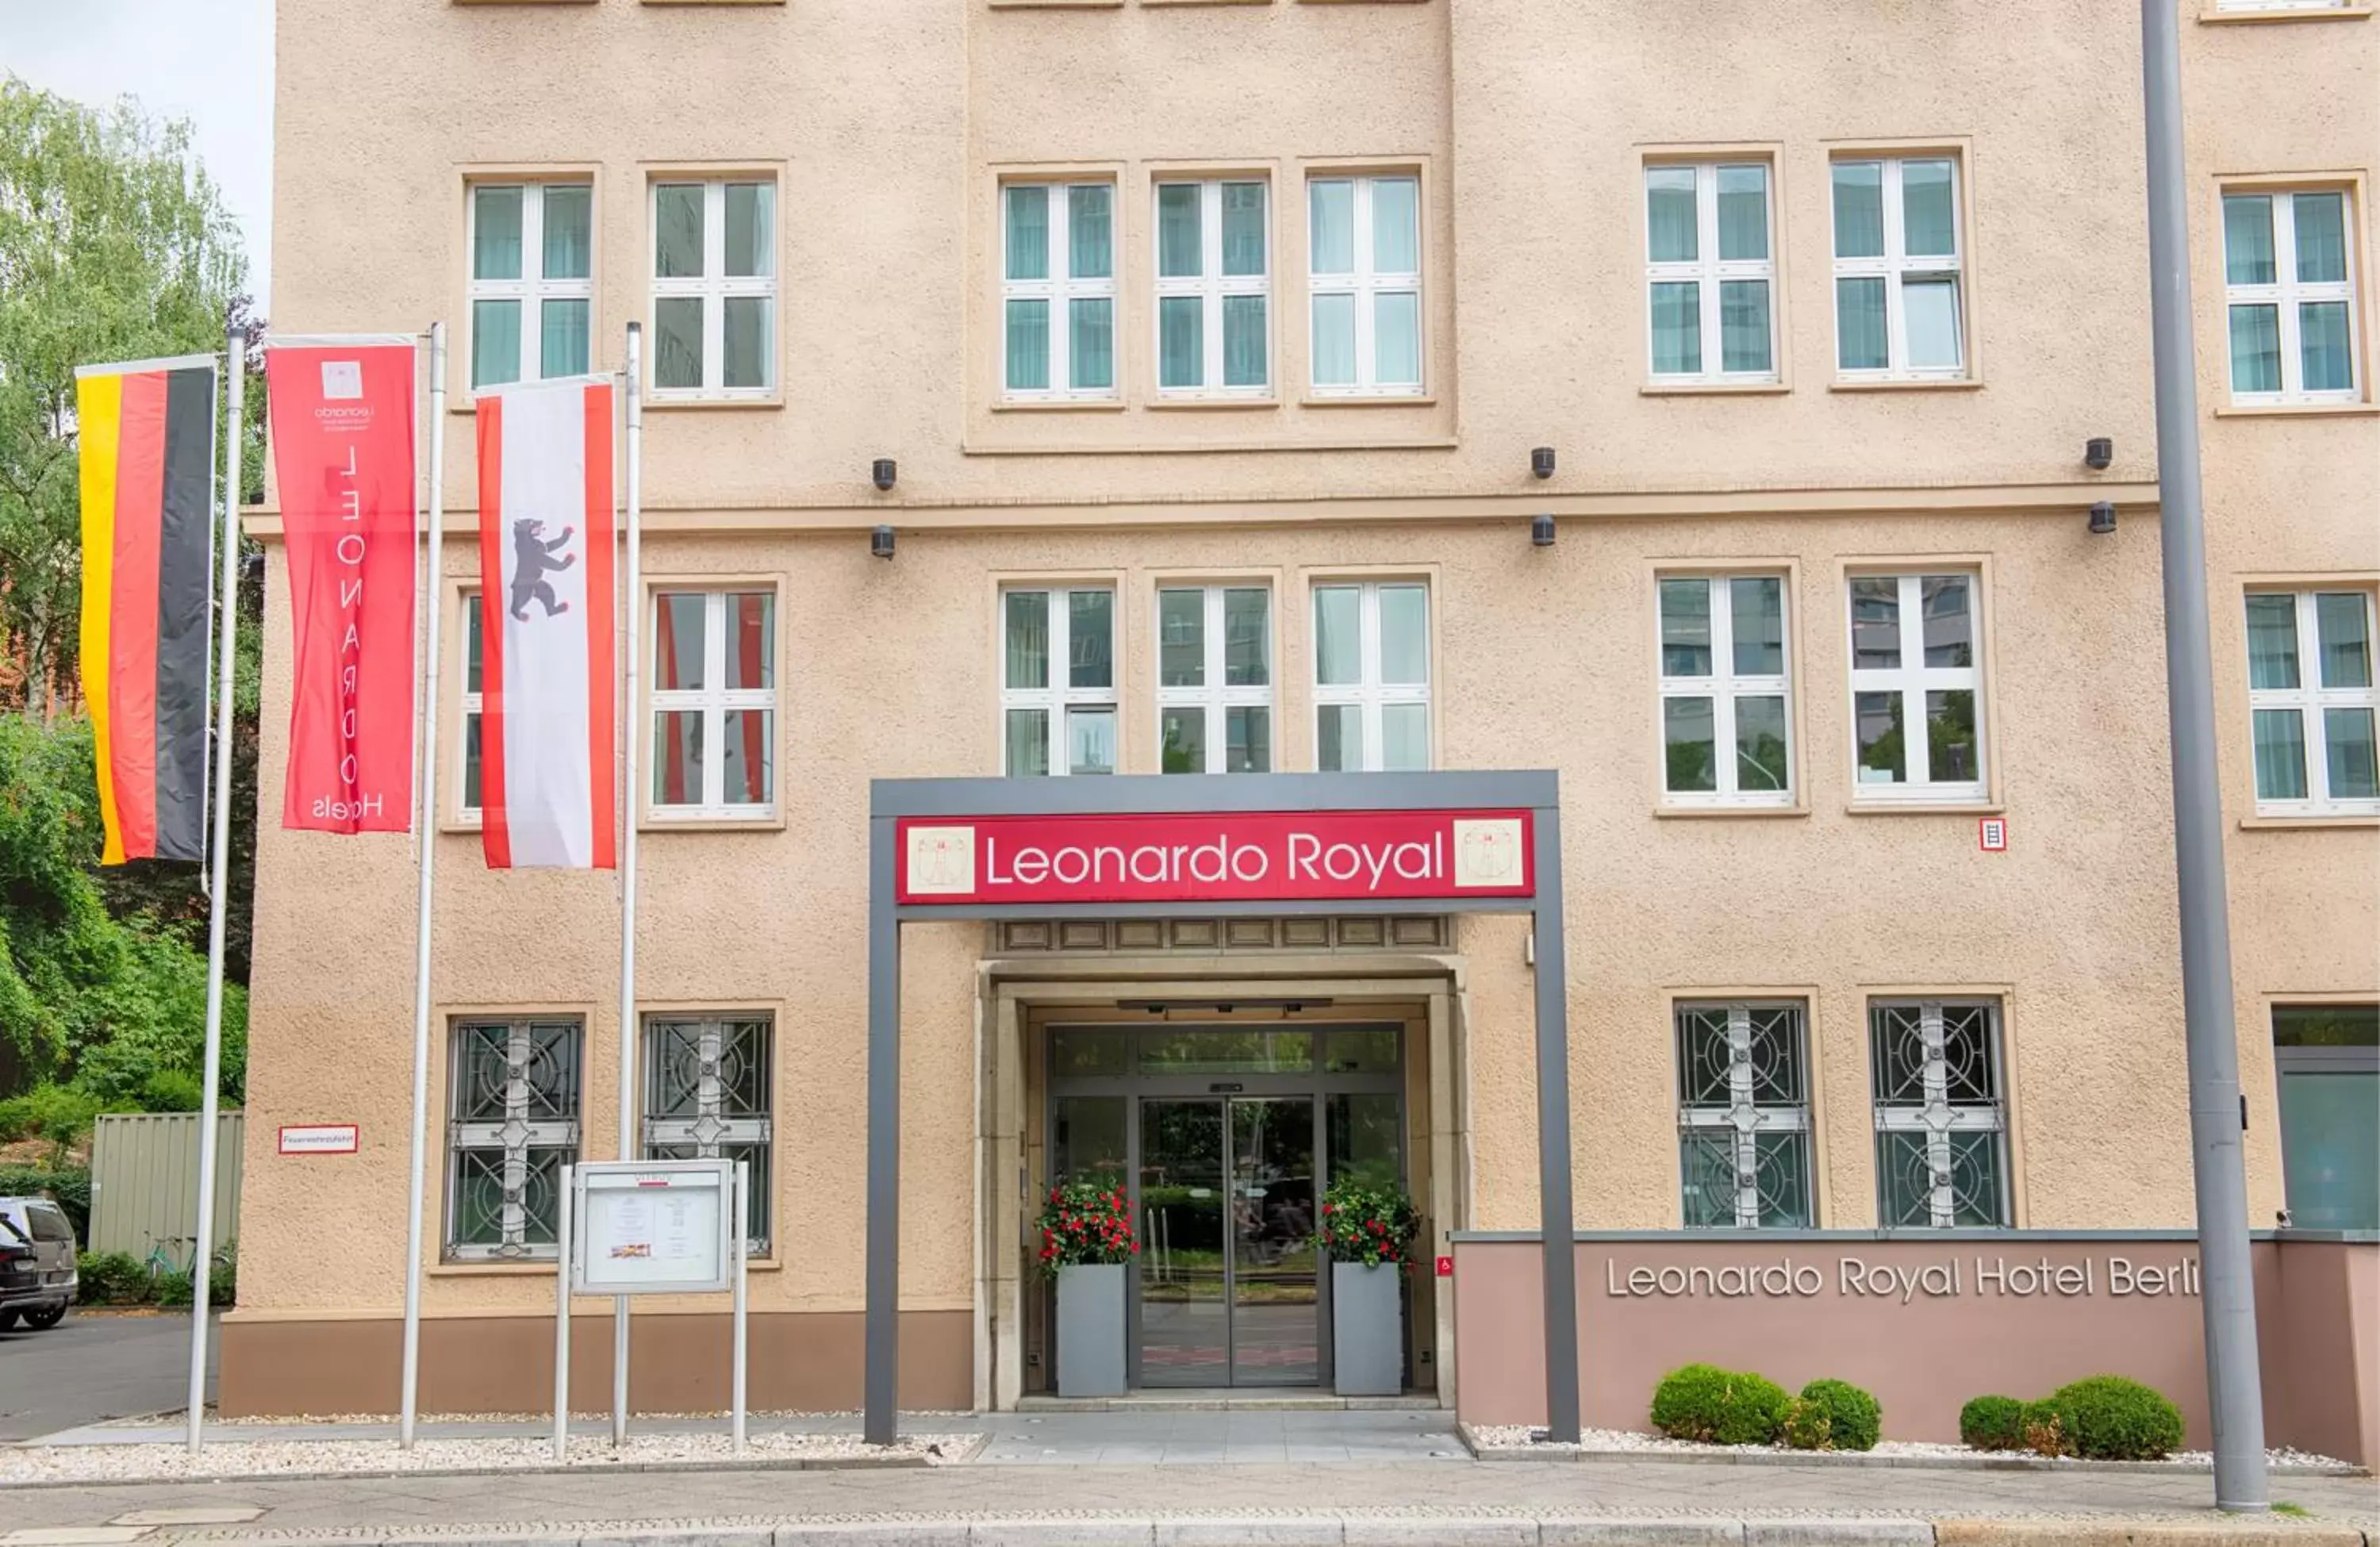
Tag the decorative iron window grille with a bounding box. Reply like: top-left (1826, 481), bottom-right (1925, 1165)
top-left (445, 1019), bottom-right (582, 1261)
top-left (1675, 1001), bottom-right (1814, 1228)
top-left (642, 1015), bottom-right (774, 1256)
top-left (1869, 999), bottom-right (2010, 1227)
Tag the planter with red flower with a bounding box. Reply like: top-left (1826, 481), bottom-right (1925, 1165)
top-left (1314, 1179), bottom-right (1417, 1396)
top-left (1037, 1179), bottom-right (1137, 1397)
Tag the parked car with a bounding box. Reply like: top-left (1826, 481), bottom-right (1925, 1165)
top-left (0, 1198), bottom-right (79, 1331)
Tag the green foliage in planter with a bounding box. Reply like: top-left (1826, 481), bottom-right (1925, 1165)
top-left (1034, 1180), bottom-right (1135, 1276)
top-left (1799, 1378), bottom-right (1882, 1452)
top-left (1312, 1179), bottom-right (1418, 1267)
top-left (1649, 1363), bottom-right (1791, 1446)
top-left (2036, 1376), bottom-right (2185, 1461)
top-left (1779, 1395), bottom-right (1832, 1451)
top-left (1959, 1394), bottom-right (2027, 1452)
top-left (2019, 1398), bottom-right (2071, 1458)
top-left (75, 1250), bottom-right (150, 1305)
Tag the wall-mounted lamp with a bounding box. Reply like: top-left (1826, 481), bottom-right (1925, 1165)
top-left (1530, 446), bottom-right (1557, 480)
top-left (1531, 514), bottom-right (1557, 548)
top-left (2088, 501), bottom-right (2117, 536)
top-left (2084, 437), bottom-right (2113, 471)
top-left (870, 524), bottom-right (896, 559)
top-left (872, 458), bottom-right (898, 492)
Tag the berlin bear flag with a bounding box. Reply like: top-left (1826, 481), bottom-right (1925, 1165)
top-left (475, 376), bottom-right (616, 869)
top-left (265, 338), bottom-right (419, 832)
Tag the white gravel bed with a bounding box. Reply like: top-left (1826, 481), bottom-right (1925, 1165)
top-left (105, 1407), bottom-right (968, 1428)
top-left (0, 1430), bottom-right (975, 1485)
top-left (1464, 1424), bottom-right (2356, 1471)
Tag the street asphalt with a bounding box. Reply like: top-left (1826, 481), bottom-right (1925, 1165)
top-left (0, 1309), bottom-right (213, 1441)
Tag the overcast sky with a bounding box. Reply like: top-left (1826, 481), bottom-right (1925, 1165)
top-left (5, 0), bottom-right (276, 294)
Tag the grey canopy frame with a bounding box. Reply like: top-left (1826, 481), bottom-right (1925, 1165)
top-left (862, 769), bottom-right (1580, 1444)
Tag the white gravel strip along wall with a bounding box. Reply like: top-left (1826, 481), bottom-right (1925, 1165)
top-left (1461, 1425), bottom-right (2361, 1474)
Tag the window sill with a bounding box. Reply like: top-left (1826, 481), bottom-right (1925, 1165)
top-left (1829, 378), bottom-right (1983, 393)
top-left (2213, 401), bottom-right (2378, 419)
top-left (988, 0), bottom-right (1121, 8)
top-left (1641, 381), bottom-right (1791, 397)
top-left (1147, 396), bottom-right (1282, 411)
top-left (431, 1256), bottom-right (785, 1276)
top-left (1298, 394), bottom-right (1438, 409)
top-left (992, 398), bottom-right (1128, 413)
top-left (2199, 5), bottom-right (2369, 21)
top-left (2239, 812), bottom-right (2380, 829)
top-left (642, 814), bottom-right (787, 834)
top-left (1845, 800), bottom-right (2005, 816)
top-left (1655, 803), bottom-right (1810, 820)
top-left (645, 395), bottom-right (784, 412)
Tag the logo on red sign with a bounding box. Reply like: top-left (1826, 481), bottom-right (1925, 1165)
top-left (895, 810), bottom-right (1533, 907)
top-left (1436, 1255), bottom-right (1454, 1278)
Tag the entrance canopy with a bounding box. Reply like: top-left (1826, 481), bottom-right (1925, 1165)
top-left (863, 770), bottom-right (1580, 1443)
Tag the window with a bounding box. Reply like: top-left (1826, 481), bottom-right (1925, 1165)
top-left (1847, 573), bottom-right (1986, 801)
top-left (445, 1018), bottom-right (582, 1261)
top-left (651, 590), bottom-right (777, 818)
top-left (1831, 157), bottom-right (1965, 380)
top-left (1645, 163), bottom-right (1778, 383)
top-left (1676, 1001), bottom-right (1813, 1228)
top-left (2223, 189), bottom-right (2359, 405)
top-left (2244, 589), bottom-right (2379, 815)
top-left (460, 591), bottom-right (484, 819)
top-left (1869, 999), bottom-right (2009, 1228)
top-left (1003, 587), bottom-right (1116, 775)
top-left (1157, 585), bottom-right (1273, 774)
top-left (1157, 181), bottom-right (1270, 397)
top-left (469, 182), bottom-right (593, 392)
top-left (1004, 182), bottom-right (1117, 400)
top-left (1313, 582), bottom-right (1430, 770)
top-left (1308, 175), bottom-right (1423, 397)
top-left (650, 179), bottom-right (775, 399)
top-left (1657, 575), bottom-right (1792, 804)
top-left (2274, 1004), bottom-right (2378, 1231)
top-left (643, 1015), bottom-right (775, 1255)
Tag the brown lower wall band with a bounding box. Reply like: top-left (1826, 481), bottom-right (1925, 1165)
top-left (217, 1310), bottom-right (973, 1418)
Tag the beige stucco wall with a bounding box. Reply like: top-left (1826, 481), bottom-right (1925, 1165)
top-left (240, 0), bottom-right (2378, 1408)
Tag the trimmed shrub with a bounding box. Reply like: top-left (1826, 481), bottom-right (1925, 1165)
top-left (1779, 1396), bottom-right (1832, 1450)
top-left (2040, 1376), bottom-right (2185, 1461)
top-left (1649, 1363), bottom-right (1791, 1447)
top-left (209, 1244), bottom-right (236, 1308)
top-left (75, 1250), bottom-right (151, 1305)
top-left (1800, 1378), bottom-right (1882, 1452)
top-left (2020, 1398), bottom-right (2072, 1458)
top-left (155, 1269), bottom-right (195, 1310)
top-left (1960, 1394), bottom-right (2026, 1452)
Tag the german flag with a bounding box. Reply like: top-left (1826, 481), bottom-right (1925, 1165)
top-left (76, 355), bottom-right (219, 865)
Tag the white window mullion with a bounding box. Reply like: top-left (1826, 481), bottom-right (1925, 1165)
top-left (1203, 183), bottom-right (1228, 392)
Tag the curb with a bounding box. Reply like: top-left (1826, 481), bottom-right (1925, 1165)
top-left (0, 1441), bottom-right (981, 1494)
top-left (1453, 1426), bottom-right (2368, 1479)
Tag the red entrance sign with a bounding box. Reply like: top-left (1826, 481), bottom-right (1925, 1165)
top-left (896, 809), bottom-right (1533, 907)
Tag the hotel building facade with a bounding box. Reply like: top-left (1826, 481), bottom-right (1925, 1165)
top-left (236, 0), bottom-right (2378, 1461)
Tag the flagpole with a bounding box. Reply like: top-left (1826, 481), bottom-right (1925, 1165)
top-left (185, 322), bottom-right (245, 1455)
top-left (612, 322), bottom-right (643, 1448)
top-left (399, 321), bottom-right (448, 1449)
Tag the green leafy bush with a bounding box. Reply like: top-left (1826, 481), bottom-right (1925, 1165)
top-left (2037, 1376), bottom-right (2185, 1461)
top-left (1649, 1363), bottom-right (1791, 1446)
top-left (1960, 1394), bottom-right (2026, 1451)
top-left (75, 1250), bottom-right (150, 1305)
top-left (1798, 1378), bottom-right (1881, 1452)
top-left (1779, 1395), bottom-right (1832, 1450)
top-left (2020, 1398), bottom-right (2071, 1457)
top-left (0, 1084), bottom-right (104, 1150)
top-left (209, 1243), bottom-right (236, 1307)
top-left (154, 1268), bottom-right (195, 1309)
top-left (0, 1166), bottom-right (91, 1244)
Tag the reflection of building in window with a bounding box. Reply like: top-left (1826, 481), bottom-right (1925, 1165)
top-left (1003, 588), bottom-right (1117, 777)
top-left (1847, 573), bottom-right (1985, 800)
top-left (1657, 575), bottom-right (1793, 806)
top-left (2244, 590), bottom-right (2379, 816)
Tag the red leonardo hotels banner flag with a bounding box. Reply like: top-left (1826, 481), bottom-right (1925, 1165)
top-left (264, 337), bottom-right (419, 833)
top-left (75, 354), bottom-right (220, 864)
top-left (475, 375), bottom-right (616, 870)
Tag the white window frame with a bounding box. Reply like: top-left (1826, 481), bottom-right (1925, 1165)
top-left (1154, 179), bottom-right (1272, 399)
top-left (1155, 585), bottom-right (1274, 774)
top-left (1001, 586), bottom-right (1118, 776)
top-left (2222, 187), bottom-right (2362, 407)
top-left (459, 589), bottom-right (485, 822)
top-left (641, 1014), bottom-right (774, 1257)
top-left (1868, 998), bottom-right (2011, 1230)
top-left (2213, 0), bottom-right (2351, 11)
top-left (647, 589), bottom-right (778, 821)
top-left (1656, 574), bottom-right (1795, 808)
top-left (467, 182), bottom-right (594, 396)
top-left (1830, 156), bottom-right (1967, 382)
top-left (1845, 571), bottom-right (1988, 804)
top-left (647, 178), bottom-right (776, 402)
top-left (443, 1017), bottom-right (582, 1263)
top-left (1675, 1000), bottom-right (1814, 1229)
top-left (1003, 182), bottom-right (1119, 402)
top-left (1643, 163), bottom-right (1779, 386)
top-left (2245, 588), bottom-right (2380, 817)
top-left (1311, 581), bottom-right (1431, 771)
top-left (1307, 175), bottom-right (1426, 399)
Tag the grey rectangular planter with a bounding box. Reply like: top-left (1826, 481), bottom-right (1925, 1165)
top-left (1331, 1261), bottom-right (1403, 1396)
top-left (1055, 1261), bottom-right (1126, 1397)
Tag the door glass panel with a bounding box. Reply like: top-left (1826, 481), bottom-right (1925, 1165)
top-left (1050, 1029), bottom-right (1127, 1077)
top-left (1231, 1098), bottom-right (1318, 1385)
top-left (1323, 1028), bottom-right (1400, 1073)
top-left (1141, 1029), bottom-right (1313, 1074)
top-left (1140, 1100), bottom-right (1228, 1388)
top-left (1053, 1096), bottom-right (1128, 1188)
top-left (2280, 1072), bottom-right (2379, 1230)
top-left (1327, 1092), bottom-right (1403, 1188)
